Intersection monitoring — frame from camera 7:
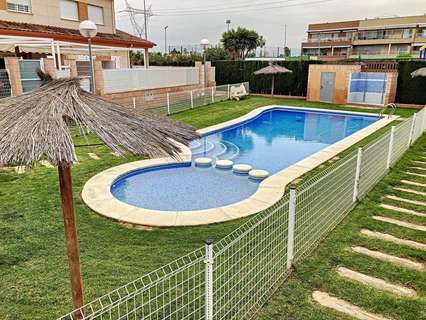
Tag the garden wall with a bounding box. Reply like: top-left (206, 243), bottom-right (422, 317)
top-left (396, 61), bottom-right (426, 105)
top-left (213, 60), bottom-right (321, 97)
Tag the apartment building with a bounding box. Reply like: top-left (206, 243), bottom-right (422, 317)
top-left (0, 0), bottom-right (154, 70)
top-left (301, 15), bottom-right (426, 60)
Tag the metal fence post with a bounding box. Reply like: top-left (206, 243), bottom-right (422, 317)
top-left (204, 239), bottom-right (214, 320)
top-left (211, 87), bottom-right (215, 103)
top-left (353, 147), bottom-right (363, 203)
top-left (166, 93), bottom-right (171, 115)
top-left (132, 97), bottom-right (136, 109)
top-left (422, 108), bottom-right (426, 134)
top-left (227, 84), bottom-right (231, 99)
top-left (190, 90), bottom-right (194, 109)
top-left (386, 126), bottom-right (395, 169)
top-left (286, 185), bottom-right (296, 270)
top-left (408, 113), bottom-right (416, 146)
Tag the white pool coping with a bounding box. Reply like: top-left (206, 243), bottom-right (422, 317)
top-left (82, 105), bottom-right (398, 227)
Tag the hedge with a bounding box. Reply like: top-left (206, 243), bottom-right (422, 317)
top-left (396, 61), bottom-right (426, 105)
top-left (213, 60), bottom-right (321, 97)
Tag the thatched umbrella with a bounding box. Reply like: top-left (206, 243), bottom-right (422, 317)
top-left (254, 62), bottom-right (293, 95)
top-left (0, 75), bottom-right (198, 314)
top-left (411, 67), bottom-right (426, 78)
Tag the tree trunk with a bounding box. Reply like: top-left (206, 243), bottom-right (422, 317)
top-left (58, 165), bottom-right (84, 316)
top-left (271, 75), bottom-right (275, 96)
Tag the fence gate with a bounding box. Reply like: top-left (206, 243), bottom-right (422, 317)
top-left (19, 59), bottom-right (41, 93)
top-left (348, 72), bottom-right (387, 105)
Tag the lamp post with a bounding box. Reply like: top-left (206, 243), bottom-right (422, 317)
top-left (164, 26), bottom-right (169, 55)
top-left (200, 38), bottom-right (210, 88)
top-left (79, 20), bottom-right (98, 94)
top-left (226, 19), bottom-right (231, 31)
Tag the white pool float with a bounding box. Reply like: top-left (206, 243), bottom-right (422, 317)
top-left (195, 157), bottom-right (213, 167)
top-left (216, 159), bottom-right (234, 169)
top-left (249, 169), bottom-right (269, 180)
top-left (233, 164), bottom-right (252, 174)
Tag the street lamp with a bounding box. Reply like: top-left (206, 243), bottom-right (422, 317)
top-left (226, 19), bottom-right (231, 31)
top-left (79, 20), bottom-right (97, 94)
top-left (164, 26), bottom-right (169, 55)
top-left (200, 38), bottom-right (210, 87)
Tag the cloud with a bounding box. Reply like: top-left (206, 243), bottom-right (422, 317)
top-left (115, 0), bottom-right (426, 52)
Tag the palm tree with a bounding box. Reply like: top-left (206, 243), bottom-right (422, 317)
top-left (221, 27), bottom-right (264, 60)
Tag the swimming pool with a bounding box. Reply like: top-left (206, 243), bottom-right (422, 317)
top-left (83, 105), bottom-right (395, 226)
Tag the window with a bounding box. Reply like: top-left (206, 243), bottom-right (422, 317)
top-left (6, 0), bottom-right (31, 13)
top-left (60, 0), bottom-right (78, 21)
top-left (88, 5), bottom-right (104, 25)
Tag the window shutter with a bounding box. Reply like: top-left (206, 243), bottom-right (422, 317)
top-left (77, 1), bottom-right (88, 21)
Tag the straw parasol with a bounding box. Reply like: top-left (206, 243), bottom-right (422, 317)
top-left (254, 62), bottom-right (293, 95)
top-left (411, 67), bottom-right (426, 78)
top-left (0, 74), bottom-right (198, 314)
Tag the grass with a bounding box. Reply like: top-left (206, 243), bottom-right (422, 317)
top-left (257, 134), bottom-right (426, 320)
top-left (0, 96), bottom-right (420, 319)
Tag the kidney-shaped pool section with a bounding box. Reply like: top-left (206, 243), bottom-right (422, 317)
top-left (111, 107), bottom-right (379, 211)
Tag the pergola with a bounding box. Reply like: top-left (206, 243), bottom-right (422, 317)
top-left (0, 35), bottom-right (135, 70)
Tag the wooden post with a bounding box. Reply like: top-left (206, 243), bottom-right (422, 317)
top-left (58, 165), bottom-right (84, 315)
top-left (271, 75), bottom-right (275, 96)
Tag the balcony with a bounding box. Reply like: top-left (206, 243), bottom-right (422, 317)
top-left (302, 39), bottom-right (352, 48)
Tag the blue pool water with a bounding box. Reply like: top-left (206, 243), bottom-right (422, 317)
top-left (111, 107), bottom-right (378, 211)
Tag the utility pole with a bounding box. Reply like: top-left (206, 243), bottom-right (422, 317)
top-left (164, 26), bottom-right (169, 55)
top-left (143, 0), bottom-right (149, 69)
top-left (284, 24), bottom-right (287, 48)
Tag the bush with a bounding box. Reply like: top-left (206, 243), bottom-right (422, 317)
top-left (396, 60), bottom-right (426, 105)
top-left (213, 60), bottom-right (321, 96)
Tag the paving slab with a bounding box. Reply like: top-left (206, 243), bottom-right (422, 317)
top-left (380, 203), bottom-right (426, 218)
top-left (360, 229), bottom-right (426, 251)
top-left (352, 246), bottom-right (425, 271)
top-left (337, 267), bottom-right (417, 297)
top-left (401, 180), bottom-right (426, 188)
top-left (373, 216), bottom-right (426, 232)
top-left (385, 195), bottom-right (426, 208)
top-left (312, 291), bottom-right (391, 320)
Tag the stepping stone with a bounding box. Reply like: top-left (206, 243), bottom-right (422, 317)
top-left (215, 159), bottom-right (233, 169)
top-left (111, 151), bottom-right (121, 157)
top-left (394, 187), bottom-right (426, 197)
top-left (386, 195), bottom-right (426, 207)
top-left (413, 160), bottom-right (426, 165)
top-left (88, 153), bottom-right (101, 160)
top-left (233, 164), bottom-right (252, 174)
top-left (380, 203), bottom-right (426, 218)
top-left (409, 166), bottom-right (426, 171)
top-left (195, 157), bottom-right (213, 167)
top-left (373, 216), bottom-right (426, 232)
top-left (249, 169), bottom-right (269, 180)
top-left (352, 246), bottom-right (425, 271)
top-left (401, 179), bottom-right (426, 188)
top-left (312, 291), bottom-right (390, 320)
top-left (39, 160), bottom-right (54, 168)
top-left (14, 166), bottom-right (25, 174)
top-left (337, 267), bottom-right (417, 297)
top-left (360, 229), bottom-right (426, 251)
top-left (405, 171), bottom-right (426, 178)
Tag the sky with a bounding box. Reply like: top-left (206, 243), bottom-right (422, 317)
top-left (114, 0), bottom-right (426, 53)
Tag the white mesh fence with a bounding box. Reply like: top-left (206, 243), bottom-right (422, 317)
top-left (109, 83), bottom-right (248, 116)
top-left (58, 108), bottom-right (426, 320)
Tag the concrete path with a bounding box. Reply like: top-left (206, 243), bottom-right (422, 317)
top-left (360, 229), bottom-right (426, 251)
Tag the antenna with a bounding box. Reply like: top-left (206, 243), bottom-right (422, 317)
top-left (120, 0), bottom-right (153, 39)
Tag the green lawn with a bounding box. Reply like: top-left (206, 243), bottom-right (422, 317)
top-left (257, 135), bottom-right (426, 320)
top-left (0, 96), bottom-right (419, 319)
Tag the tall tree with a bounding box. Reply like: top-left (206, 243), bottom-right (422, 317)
top-left (221, 27), bottom-right (264, 60)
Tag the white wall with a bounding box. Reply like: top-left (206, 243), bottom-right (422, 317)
top-left (102, 67), bottom-right (200, 93)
